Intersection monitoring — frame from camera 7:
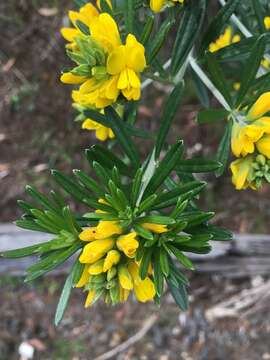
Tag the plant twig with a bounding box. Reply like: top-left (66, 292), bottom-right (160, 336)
top-left (93, 314), bottom-right (158, 360)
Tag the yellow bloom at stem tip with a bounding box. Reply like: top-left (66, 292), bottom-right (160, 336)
top-left (61, 7), bottom-right (146, 108)
top-left (82, 118), bottom-right (114, 141)
top-left (230, 156), bottom-right (255, 190)
top-left (79, 237), bottom-right (115, 264)
top-left (95, 221), bottom-right (123, 240)
top-left (150, 0), bottom-right (184, 13)
top-left (116, 232), bottom-right (139, 258)
top-left (209, 27), bottom-right (240, 53)
top-left (141, 223), bottom-right (168, 234)
top-left (128, 262), bottom-right (156, 302)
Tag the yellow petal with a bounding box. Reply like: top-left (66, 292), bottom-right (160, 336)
top-left (230, 156), bottom-right (254, 190)
top-left (85, 289), bottom-right (96, 308)
top-left (116, 232), bottom-right (139, 258)
top-left (264, 16), bottom-right (270, 30)
top-left (256, 134), bottom-right (270, 159)
top-left (79, 227), bottom-right (98, 241)
top-left (248, 92), bottom-right (270, 120)
top-left (95, 221), bottom-right (123, 240)
top-left (60, 72), bottom-right (86, 84)
top-left (150, 0), bottom-right (165, 12)
top-left (125, 34), bottom-right (146, 72)
top-left (75, 265), bottom-right (90, 287)
top-left (88, 259), bottom-right (105, 275)
top-left (61, 27), bottom-right (80, 42)
top-left (118, 265), bottom-right (133, 290)
top-left (103, 250), bottom-right (121, 271)
top-left (79, 238), bottom-right (115, 264)
top-left (141, 223), bottom-right (168, 234)
top-left (107, 46), bottom-right (126, 75)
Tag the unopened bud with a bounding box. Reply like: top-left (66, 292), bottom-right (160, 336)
top-left (256, 154), bottom-right (266, 166)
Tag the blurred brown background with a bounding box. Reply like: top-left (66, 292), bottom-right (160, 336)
top-left (0, 1), bottom-right (270, 359)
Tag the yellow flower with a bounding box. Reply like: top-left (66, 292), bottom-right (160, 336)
top-left (256, 134), bottom-right (270, 158)
top-left (95, 221), bottom-right (123, 240)
top-left (264, 16), bottom-right (270, 30)
top-left (61, 3), bottom-right (99, 45)
top-left (248, 92), bottom-right (270, 120)
top-left (116, 232), bottom-right (139, 258)
top-left (230, 156), bottom-right (254, 190)
top-left (141, 223), bottom-right (168, 234)
top-left (61, 11), bottom-right (146, 108)
top-left (76, 265), bottom-right (90, 287)
top-left (128, 262), bottom-right (156, 302)
top-left (60, 73), bottom-right (87, 84)
top-left (118, 265), bottom-right (133, 290)
top-left (209, 27), bottom-right (240, 53)
top-left (82, 118), bottom-right (114, 141)
top-left (79, 227), bottom-right (98, 241)
top-left (231, 93), bottom-right (270, 158)
top-left (150, 0), bottom-right (184, 13)
top-left (261, 58), bottom-right (270, 70)
top-left (79, 237), bottom-right (114, 264)
top-left (103, 250), bottom-right (121, 271)
top-left (88, 259), bottom-right (105, 275)
top-left (85, 289), bottom-right (96, 308)
top-left (119, 285), bottom-right (130, 302)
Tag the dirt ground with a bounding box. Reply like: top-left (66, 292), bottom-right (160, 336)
top-left (0, 1), bottom-right (270, 359)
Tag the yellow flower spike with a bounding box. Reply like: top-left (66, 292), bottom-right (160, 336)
top-left (88, 259), bottom-right (105, 275)
top-left (256, 134), bottom-right (270, 159)
top-left (103, 250), bottom-right (121, 272)
top-left (264, 16), bottom-right (270, 30)
top-left (141, 223), bottom-right (168, 234)
top-left (248, 92), bottom-right (270, 120)
top-left (116, 232), bottom-right (139, 258)
top-left (60, 72), bottom-right (87, 84)
top-left (79, 238), bottom-right (115, 264)
top-left (79, 227), bottom-right (98, 241)
top-left (209, 27), bottom-right (240, 53)
top-left (75, 265), bottom-right (90, 288)
top-left (95, 221), bottom-right (123, 240)
top-left (230, 156), bottom-right (255, 190)
top-left (128, 262), bottom-right (156, 302)
top-left (82, 119), bottom-right (114, 141)
top-left (118, 265), bottom-right (133, 290)
top-left (85, 289), bottom-right (96, 308)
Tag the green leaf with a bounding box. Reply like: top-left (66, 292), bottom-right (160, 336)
top-left (26, 186), bottom-right (58, 213)
top-left (143, 141), bottom-right (184, 199)
top-left (153, 249), bottom-right (164, 296)
top-left (1, 243), bottom-right (48, 259)
top-left (139, 248), bottom-right (153, 280)
top-left (205, 51), bottom-right (232, 107)
top-left (133, 223), bottom-right (154, 241)
top-left (167, 277), bottom-right (188, 311)
top-left (160, 247), bottom-right (170, 276)
top-left (138, 215), bottom-right (175, 225)
top-left (104, 107), bottom-right (140, 167)
top-left (190, 67), bottom-right (210, 108)
top-left (147, 16), bottom-right (175, 64)
top-left (199, 0), bottom-right (241, 54)
top-left (141, 15), bottom-right (154, 45)
top-left (197, 108), bottom-right (229, 124)
top-left (25, 242), bottom-right (82, 282)
top-left (16, 219), bottom-right (50, 233)
top-left (215, 119), bottom-right (233, 177)
top-left (130, 168), bottom-right (143, 207)
top-left (179, 211), bottom-right (215, 228)
top-left (73, 169), bottom-right (104, 197)
top-left (155, 83), bottom-right (184, 158)
top-left (123, 0), bottom-right (135, 34)
top-left (171, 0), bottom-right (206, 75)
top-left (251, 0), bottom-right (265, 34)
top-left (235, 35), bottom-right (266, 107)
top-left (137, 194), bottom-right (158, 214)
top-left (176, 159), bottom-right (222, 173)
top-left (167, 245), bottom-right (194, 270)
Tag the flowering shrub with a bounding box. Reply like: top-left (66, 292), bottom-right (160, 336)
top-left (1, 0), bottom-right (270, 324)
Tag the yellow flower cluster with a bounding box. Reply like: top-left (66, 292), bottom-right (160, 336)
top-left (209, 27), bottom-right (240, 53)
top-left (76, 219), bottom-right (168, 307)
top-left (150, 0), bottom-right (184, 13)
top-left (60, 2), bottom-right (146, 141)
top-left (230, 93), bottom-right (270, 190)
top-left (61, 3), bottom-right (146, 107)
